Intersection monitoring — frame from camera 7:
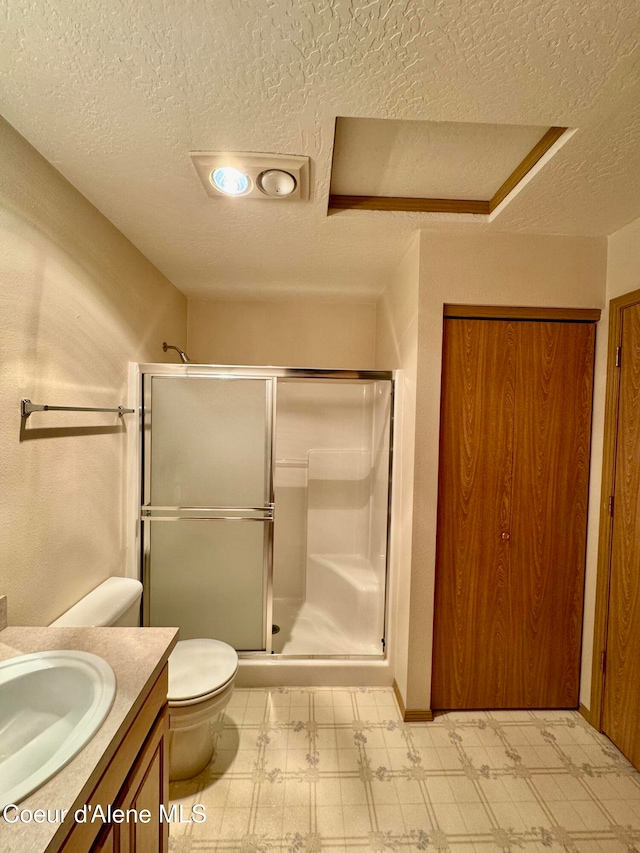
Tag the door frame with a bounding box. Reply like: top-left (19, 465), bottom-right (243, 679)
top-left (589, 287), bottom-right (640, 730)
top-left (434, 306), bottom-right (600, 711)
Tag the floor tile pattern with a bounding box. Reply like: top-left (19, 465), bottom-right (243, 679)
top-left (168, 688), bottom-right (640, 852)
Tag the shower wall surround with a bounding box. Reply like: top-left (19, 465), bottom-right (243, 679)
top-left (273, 381), bottom-right (391, 655)
top-left (137, 365), bottom-right (393, 684)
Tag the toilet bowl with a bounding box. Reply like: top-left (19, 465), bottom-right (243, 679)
top-left (166, 638), bottom-right (238, 779)
top-left (50, 577), bottom-right (238, 780)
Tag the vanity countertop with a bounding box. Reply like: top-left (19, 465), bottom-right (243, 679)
top-left (0, 625), bottom-right (178, 853)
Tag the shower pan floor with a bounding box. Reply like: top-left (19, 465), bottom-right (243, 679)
top-left (271, 597), bottom-right (382, 656)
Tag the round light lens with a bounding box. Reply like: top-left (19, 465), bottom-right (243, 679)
top-left (211, 167), bottom-right (251, 196)
top-left (257, 169), bottom-right (297, 197)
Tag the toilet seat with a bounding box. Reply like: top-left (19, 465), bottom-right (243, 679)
top-left (168, 674), bottom-right (236, 708)
top-left (167, 638), bottom-right (238, 706)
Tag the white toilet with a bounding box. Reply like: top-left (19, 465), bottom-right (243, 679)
top-left (50, 577), bottom-right (238, 781)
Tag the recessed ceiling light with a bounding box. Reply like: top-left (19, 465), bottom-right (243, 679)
top-left (257, 169), bottom-right (297, 197)
top-left (210, 167), bottom-right (252, 196)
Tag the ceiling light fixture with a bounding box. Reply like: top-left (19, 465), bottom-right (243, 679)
top-left (211, 167), bottom-right (252, 196)
top-left (191, 152), bottom-right (310, 201)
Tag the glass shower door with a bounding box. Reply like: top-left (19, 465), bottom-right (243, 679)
top-left (141, 375), bottom-right (274, 651)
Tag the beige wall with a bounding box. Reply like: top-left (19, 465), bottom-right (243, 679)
top-left (606, 216), bottom-right (640, 301)
top-left (407, 232), bottom-right (607, 710)
top-left (188, 299), bottom-right (376, 368)
top-left (580, 214), bottom-right (640, 708)
top-left (375, 234), bottom-right (420, 703)
top-left (0, 118), bottom-right (187, 626)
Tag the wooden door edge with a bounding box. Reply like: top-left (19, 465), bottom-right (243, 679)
top-left (590, 287), bottom-right (640, 732)
top-left (393, 679), bottom-right (434, 722)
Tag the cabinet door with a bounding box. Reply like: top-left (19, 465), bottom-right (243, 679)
top-left (432, 319), bottom-right (517, 708)
top-left (510, 321), bottom-right (594, 707)
top-left (92, 823), bottom-right (117, 852)
top-left (119, 709), bottom-right (169, 853)
top-left (125, 743), bottom-right (164, 853)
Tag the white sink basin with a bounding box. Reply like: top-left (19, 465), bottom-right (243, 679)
top-left (0, 650), bottom-right (116, 808)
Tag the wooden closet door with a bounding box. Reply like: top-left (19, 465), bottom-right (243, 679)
top-left (603, 303), bottom-right (640, 766)
top-left (432, 318), bottom-right (594, 710)
top-left (510, 322), bottom-right (595, 708)
top-left (432, 319), bottom-right (517, 709)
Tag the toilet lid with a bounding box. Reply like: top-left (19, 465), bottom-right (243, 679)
top-left (167, 638), bottom-right (238, 702)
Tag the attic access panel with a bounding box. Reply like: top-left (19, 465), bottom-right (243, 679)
top-left (328, 118), bottom-right (570, 217)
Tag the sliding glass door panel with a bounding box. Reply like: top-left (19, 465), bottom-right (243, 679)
top-left (142, 374), bottom-right (274, 652)
top-left (147, 520), bottom-right (267, 650)
top-left (148, 376), bottom-right (270, 508)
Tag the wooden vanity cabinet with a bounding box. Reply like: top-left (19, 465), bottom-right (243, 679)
top-left (57, 665), bottom-right (169, 853)
top-left (92, 710), bottom-right (167, 853)
top-left (116, 712), bottom-right (167, 853)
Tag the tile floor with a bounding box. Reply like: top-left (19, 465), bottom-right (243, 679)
top-left (168, 687), bottom-right (640, 852)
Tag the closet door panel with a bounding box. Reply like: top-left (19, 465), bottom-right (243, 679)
top-left (432, 319), bottom-right (516, 709)
top-left (510, 322), bottom-right (594, 707)
top-left (603, 303), bottom-right (640, 767)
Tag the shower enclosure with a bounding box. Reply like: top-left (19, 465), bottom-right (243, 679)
top-left (139, 365), bottom-right (393, 659)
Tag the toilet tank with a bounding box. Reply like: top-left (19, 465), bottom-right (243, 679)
top-left (50, 577), bottom-right (143, 627)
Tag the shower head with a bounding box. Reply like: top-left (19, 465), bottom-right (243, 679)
top-left (163, 342), bottom-right (191, 364)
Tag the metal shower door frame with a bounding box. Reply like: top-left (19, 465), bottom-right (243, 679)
top-left (140, 368), bottom-right (276, 653)
top-left (138, 363), bottom-right (395, 659)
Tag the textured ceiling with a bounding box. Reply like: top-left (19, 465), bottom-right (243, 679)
top-left (1, 0), bottom-right (640, 299)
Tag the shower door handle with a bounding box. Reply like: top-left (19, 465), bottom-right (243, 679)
top-left (140, 505), bottom-right (274, 521)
